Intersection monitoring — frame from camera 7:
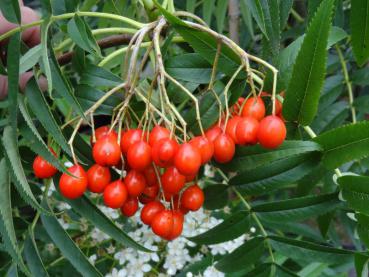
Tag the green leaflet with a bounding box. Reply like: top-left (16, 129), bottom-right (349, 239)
top-left (283, 0), bottom-right (336, 125)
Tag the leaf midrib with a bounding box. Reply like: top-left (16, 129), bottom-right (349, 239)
top-left (297, 5), bottom-right (330, 123)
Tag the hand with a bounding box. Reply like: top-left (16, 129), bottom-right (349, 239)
top-left (0, 0), bottom-right (44, 100)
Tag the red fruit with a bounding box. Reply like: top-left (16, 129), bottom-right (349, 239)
top-left (172, 195), bottom-right (189, 214)
top-left (165, 211), bottom-right (184, 240)
top-left (120, 129), bottom-right (143, 154)
top-left (205, 125), bottom-right (222, 142)
top-left (189, 136), bottom-right (214, 164)
top-left (181, 184), bottom-right (204, 211)
top-left (275, 98), bottom-right (283, 115)
top-left (59, 164), bottom-right (87, 199)
top-left (185, 174), bottom-right (196, 182)
top-left (225, 116), bottom-right (242, 143)
top-left (213, 133), bottom-right (235, 163)
top-left (139, 184), bottom-right (159, 204)
top-left (103, 180), bottom-right (128, 209)
top-left (124, 170), bottom-right (147, 197)
top-left (149, 125), bottom-right (170, 147)
top-left (163, 190), bottom-right (174, 202)
top-left (151, 210), bottom-right (174, 238)
top-left (87, 164), bottom-right (111, 193)
top-left (93, 135), bottom-right (121, 166)
top-left (257, 115), bottom-right (286, 149)
top-left (235, 116), bottom-right (259, 145)
top-left (33, 149), bottom-right (58, 179)
top-left (241, 97), bottom-right (266, 121)
top-left (127, 141), bottom-right (152, 171)
top-left (143, 165), bottom-right (158, 186)
top-left (232, 97), bottom-right (245, 115)
top-left (121, 197), bottom-right (139, 217)
top-left (174, 143), bottom-right (201, 176)
top-left (90, 126), bottom-right (118, 146)
top-left (161, 167), bottom-right (186, 195)
top-left (140, 201), bottom-right (165, 225)
top-left (152, 138), bottom-right (179, 167)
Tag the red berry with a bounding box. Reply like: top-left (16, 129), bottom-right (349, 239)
top-left (241, 97), bottom-right (266, 121)
top-left (232, 97), bottom-right (245, 115)
top-left (151, 210), bottom-right (174, 238)
top-left (33, 149), bottom-right (58, 179)
top-left (185, 174), bottom-right (196, 182)
top-left (174, 143), bottom-right (201, 176)
top-left (103, 180), bottom-right (128, 209)
top-left (165, 210), bottom-right (184, 240)
top-left (120, 129), bottom-right (143, 154)
top-left (124, 170), bottom-right (147, 197)
top-left (172, 195), bottom-right (189, 214)
top-left (140, 201), bottom-right (165, 225)
top-left (257, 115), bottom-right (286, 149)
top-left (235, 116), bottom-right (259, 145)
top-left (213, 133), bottom-right (235, 163)
top-left (143, 165), bottom-right (158, 187)
top-left (87, 164), bottom-right (111, 193)
top-left (152, 138), bottom-right (179, 167)
top-left (91, 126), bottom-right (117, 146)
top-left (127, 141), bottom-right (152, 171)
top-left (181, 184), bottom-right (204, 211)
top-left (121, 197), bottom-right (139, 217)
top-left (93, 135), bottom-right (121, 166)
top-left (161, 167), bottom-right (186, 195)
top-left (149, 125), bottom-right (170, 147)
top-left (205, 125), bottom-right (222, 142)
top-left (139, 184), bottom-right (159, 204)
top-left (59, 164), bottom-right (87, 199)
top-left (189, 136), bottom-right (214, 165)
top-left (225, 116), bottom-right (242, 143)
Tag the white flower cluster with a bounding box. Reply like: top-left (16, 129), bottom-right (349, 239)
top-left (102, 207), bottom-right (247, 277)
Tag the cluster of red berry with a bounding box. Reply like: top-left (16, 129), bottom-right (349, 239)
top-left (32, 94), bottom-right (286, 240)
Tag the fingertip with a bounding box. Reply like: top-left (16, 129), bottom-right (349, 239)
top-left (0, 75), bottom-right (8, 100)
top-left (20, 6), bottom-right (41, 47)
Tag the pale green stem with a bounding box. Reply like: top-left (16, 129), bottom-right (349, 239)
top-left (335, 45), bottom-right (357, 123)
top-left (0, 11), bottom-right (144, 42)
top-left (54, 27), bottom-right (138, 52)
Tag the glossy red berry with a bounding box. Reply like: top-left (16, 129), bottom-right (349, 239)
top-left (205, 125), bottom-right (222, 142)
top-left (87, 164), bottom-right (111, 193)
top-left (121, 197), bottom-right (139, 217)
top-left (140, 201), bottom-right (165, 225)
top-left (241, 96), bottom-right (266, 121)
top-left (59, 164), bottom-right (88, 199)
top-left (120, 129), bottom-right (143, 154)
top-left (257, 115), bottom-right (286, 149)
top-left (151, 210), bottom-right (174, 238)
top-left (127, 141), bottom-right (152, 171)
top-left (33, 150), bottom-right (58, 179)
top-left (149, 125), bottom-right (170, 147)
top-left (174, 143), bottom-right (201, 176)
top-left (139, 184), bottom-right (159, 204)
top-left (161, 167), bottom-right (186, 195)
top-left (103, 180), bottom-right (128, 209)
top-left (172, 195), bottom-right (189, 214)
top-left (165, 210), bottom-right (184, 240)
top-left (181, 184), bottom-right (204, 211)
top-left (124, 170), bottom-right (147, 197)
top-left (93, 135), bottom-right (121, 166)
top-left (91, 126), bottom-right (118, 146)
top-left (235, 116), bottom-right (259, 145)
top-left (225, 116), bottom-right (242, 143)
top-left (143, 165), bottom-right (158, 187)
top-left (152, 138), bottom-right (179, 168)
top-left (213, 133), bottom-right (235, 163)
top-left (232, 97), bottom-right (245, 115)
top-left (189, 136), bottom-right (214, 165)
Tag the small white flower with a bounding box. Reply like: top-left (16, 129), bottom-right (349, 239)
top-left (250, 227), bottom-right (256, 233)
top-left (89, 254), bottom-right (97, 264)
top-left (203, 266), bottom-right (225, 277)
top-left (57, 218), bottom-right (69, 229)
